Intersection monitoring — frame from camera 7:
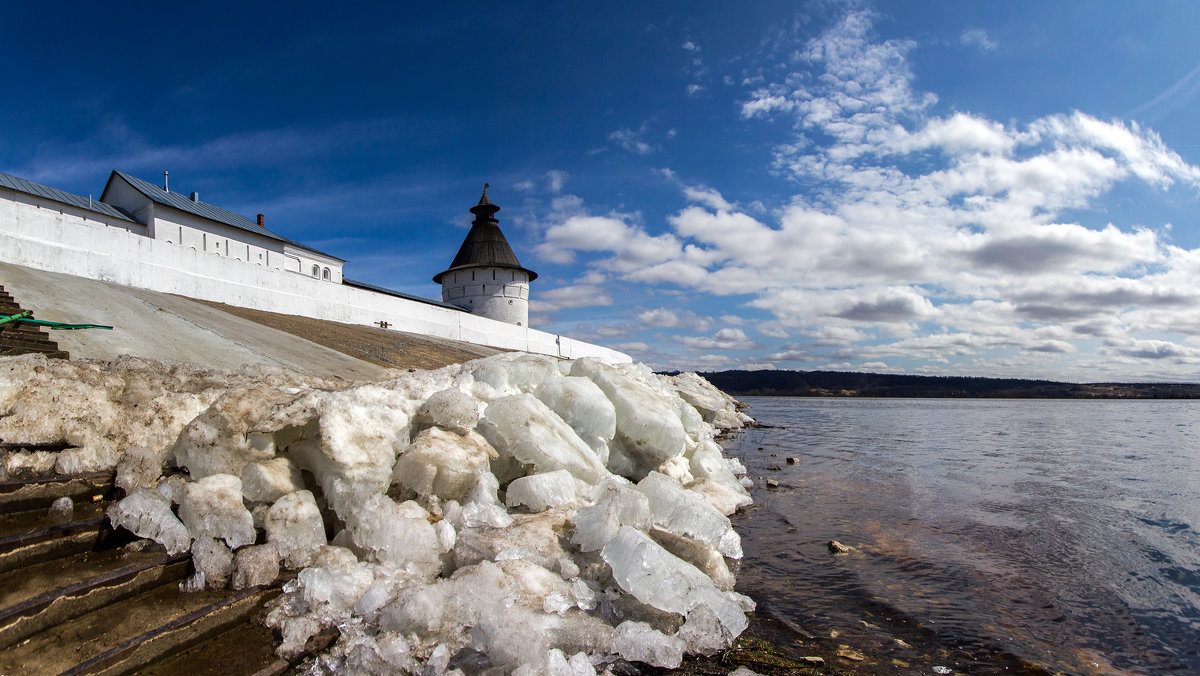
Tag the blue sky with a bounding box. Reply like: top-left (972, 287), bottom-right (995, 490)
top-left (5, 1), bottom-right (1200, 380)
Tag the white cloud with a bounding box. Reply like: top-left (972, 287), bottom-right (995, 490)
top-left (681, 185), bottom-right (735, 211)
top-left (608, 124), bottom-right (657, 155)
top-left (960, 28), bottom-right (997, 52)
top-left (636, 308), bottom-right (713, 331)
top-left (534, 10), bottom-right (1200, 377)
top-left (545, 170), bottom-right (568, 193)
top-left (535, 215), bottom-right (642, 263)
top-left (677, 328), bottom-right (761, 351)
top-left (531, 285), bottom-right (614, 313)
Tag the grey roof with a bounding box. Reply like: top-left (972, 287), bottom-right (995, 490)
top-left (103, 171), bottom-right (343, 261)
top-left (0, 172), bottom-right (136, 223)
top-left (433, 190), bottom-right (537, 284)
top-left (343, 278), bottom-right (465, 311)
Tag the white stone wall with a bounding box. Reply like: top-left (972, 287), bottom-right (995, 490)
top-left (441, 266), bottom-right (530, 325)
top-left (0, 192), bottom-right (629, 363)
top-left (0, 186), bottom-right (146, 236)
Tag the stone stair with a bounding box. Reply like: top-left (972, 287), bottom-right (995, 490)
top-left (0, 458), bottom-right (324, 675)
top-left (0, 285), bottom-right (69, 360)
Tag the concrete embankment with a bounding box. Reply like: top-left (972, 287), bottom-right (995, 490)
top-left (0, 262), bottom-right (503, 378)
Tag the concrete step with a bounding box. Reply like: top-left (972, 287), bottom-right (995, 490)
top-left (0, 516), bottom-right (119, 578)
top-left (0, 332), bottom-right (64, 350)
top-left (0, 472), bottom-right (113, 512)
top-left (0, 545), bottom-right (189, 650)
top-left (0, 285), bottom-right (67, 359)
top-left (0, 326), bottom-right (57, 340)
top-left (0, 460), bottom-right (327, 673)
top-left (2, 580), bottom-right (284, 676)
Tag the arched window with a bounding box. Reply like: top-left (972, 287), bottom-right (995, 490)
top-left (322, 267), bottom-right (331, 280)
top-left (312, 264), bottom-right (320, 277)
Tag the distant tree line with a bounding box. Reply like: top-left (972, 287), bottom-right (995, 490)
top-left (663, 369), bottom-right (1200, 399)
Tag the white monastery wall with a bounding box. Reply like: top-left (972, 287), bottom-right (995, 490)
top-left (0, 192), bottom-right (629, 363)
top-left (0, 186), bottom-right (146, 236)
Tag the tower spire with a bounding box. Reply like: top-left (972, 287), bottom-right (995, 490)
top-left (470, 182), bottom-right (498, 223)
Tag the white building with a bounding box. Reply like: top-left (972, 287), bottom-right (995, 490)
top-left (99, 171), bottom-right (345, 282)
top-left (434, 186), bottom-right (536, 326)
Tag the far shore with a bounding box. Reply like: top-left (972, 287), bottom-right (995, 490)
top-left (682, 369), bottom-right (1200, 399)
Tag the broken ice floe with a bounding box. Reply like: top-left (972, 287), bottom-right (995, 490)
top-left (0, 351), bottom-right (754, 673)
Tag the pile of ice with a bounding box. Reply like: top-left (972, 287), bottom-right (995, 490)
top-left (0, 352), bottom-right (755, 674)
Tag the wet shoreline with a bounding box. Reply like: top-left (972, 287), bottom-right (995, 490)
top-left (688, 422), bottom-right (1059, 676)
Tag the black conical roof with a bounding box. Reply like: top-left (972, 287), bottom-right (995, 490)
top-left (433, 187), bottom-right (538, 283)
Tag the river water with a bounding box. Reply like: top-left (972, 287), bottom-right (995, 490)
top-left (723, 397), bottom-right (1200, 675)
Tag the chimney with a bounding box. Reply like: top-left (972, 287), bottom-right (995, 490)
top-left (190, 191), bottom-right (200, 202)
top-left (257, 214), bottom-right (265, 227)
top-left (163, 170), bottom-right (169, 193)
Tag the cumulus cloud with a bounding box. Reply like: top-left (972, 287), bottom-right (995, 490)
top-left (636, 308), bottom-right (714, 331)
top-left (676, 328), bottom-right (762, 351)
top-left (681, 185), bottom-right (735, 211)
top-left (531, 285), bottom-right (614, 313)
top-left (537, 10), bottom-right (1200, 378)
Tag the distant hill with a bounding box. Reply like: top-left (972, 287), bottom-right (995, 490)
top-left (678, 369), bottom-right (1200, 399)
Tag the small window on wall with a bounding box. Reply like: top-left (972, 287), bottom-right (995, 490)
top-left (322, 267), bottom-right (331, 280)
top-left (312, 265), bottom-right (320, 277)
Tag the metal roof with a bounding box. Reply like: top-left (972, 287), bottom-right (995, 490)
top-left (105, 171), bottom-right (343, 261)
top-left (0, 172), bottom-right (136, 223)
top-left (433, 190), bottom-right (537, 284)
top-left (342, 278), bottom-right (465, 311)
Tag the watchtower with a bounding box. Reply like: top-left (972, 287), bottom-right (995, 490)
top-left (433, 185), bottom-right (537, 326)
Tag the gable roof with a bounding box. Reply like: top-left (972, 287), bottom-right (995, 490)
top-left (433, 189), bottom-right (537, 283)
top-left (0, 172), bottom-right (136, 223)
top-left (102, 171), bottom-right (343, 261)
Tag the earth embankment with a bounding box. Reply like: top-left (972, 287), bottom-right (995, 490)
top-left (0, 262), bottom-right (503, 378)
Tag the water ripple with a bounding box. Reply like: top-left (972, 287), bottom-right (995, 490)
top-left (727, 397), bottom-right (1200, 674)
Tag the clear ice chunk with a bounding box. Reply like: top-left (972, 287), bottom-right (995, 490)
top-left (611, 620), bottom-right (686, 668)
top-left (636, 471), bottom-right (742, 559)
top-left (232, 543), bottom-right (280, 589)
top-left (107, 488), bottom-right (190, 555)
top-left (177, 473), bottom-right (256, 549)
top-left (479, 394), bottom-right (607, 483)
top-left (534, 376), bottom-right (617, 462)
top-left (265, 489), bottom-right (327, 569)
top-left (600, 526), bottom-right (748, 645)
top-left (241, 456), bottom-right (304, 503)
top-left (505, 469), bottom-right (583, 512)
top-left (392, 427), bottom-right (495, 501)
